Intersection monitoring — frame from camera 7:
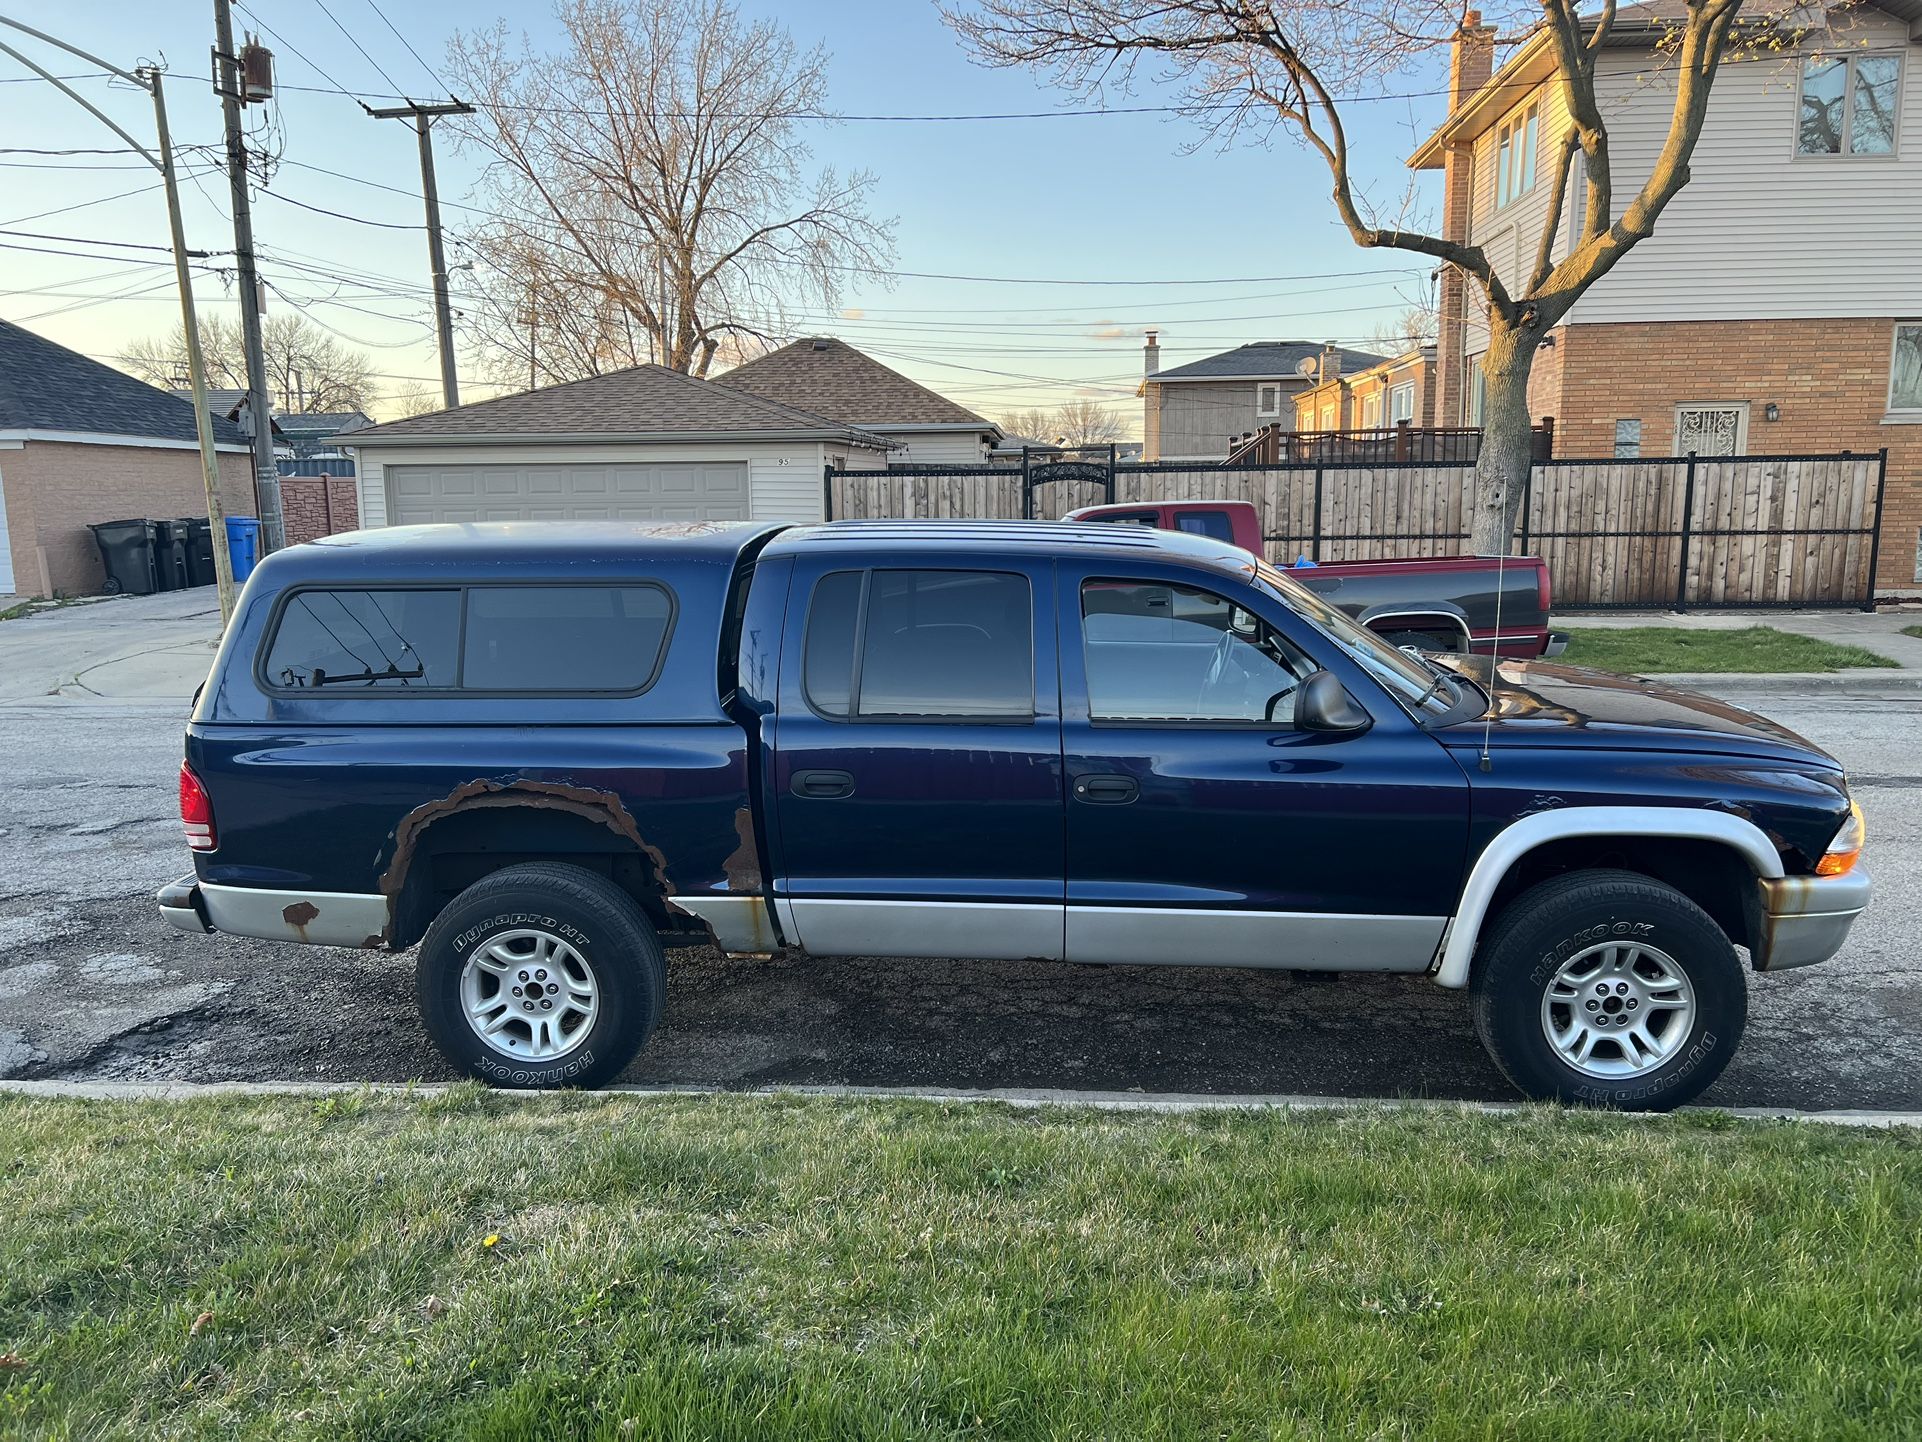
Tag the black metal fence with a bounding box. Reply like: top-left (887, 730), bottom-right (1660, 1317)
top-left (824, 447), bottom-right (1889, 611)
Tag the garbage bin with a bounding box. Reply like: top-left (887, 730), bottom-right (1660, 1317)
top-left (88, 518), bottom-right (158, 595)
top-left (152, 518), bottom-right (189, 592)
top-left (181, 516), bottom-right (217, 588)
top-left (224, 515), bottom-right (262, 583)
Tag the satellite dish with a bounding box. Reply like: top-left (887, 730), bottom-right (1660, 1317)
top-left (1295, 356), bottom-right (1319, 377)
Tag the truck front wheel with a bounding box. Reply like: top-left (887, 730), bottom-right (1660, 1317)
top-left (416, 862), bottom-right (665, 1088)
top-left (1469, 869), bottom-right (1746, 1111)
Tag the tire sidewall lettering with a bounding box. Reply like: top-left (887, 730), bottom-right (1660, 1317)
top-left (451, 913), bottom-right (593, 958)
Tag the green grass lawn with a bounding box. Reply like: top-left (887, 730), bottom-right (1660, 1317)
top-left (1559, 625), bottom-right (1899, 674)
top-left (3, 1091), bottom-right (1919, 1440)
top-left (1900, 623), bottom-right (1922, 642)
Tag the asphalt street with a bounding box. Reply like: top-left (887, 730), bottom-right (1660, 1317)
top-left (3, 668), bottom-right (1915, 1106)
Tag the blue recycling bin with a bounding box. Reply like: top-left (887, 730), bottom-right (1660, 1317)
top-left (224, 516), bottom-right (261, 583)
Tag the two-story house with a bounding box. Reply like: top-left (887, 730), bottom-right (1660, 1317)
top-left (1292, 347), bottom-right (1439, 434)
top-left (1411, 0), bottom-right (1922, 586)
top-left (1140, 334), bottom-right (1383, 460)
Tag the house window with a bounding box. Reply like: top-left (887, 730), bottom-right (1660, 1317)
top-left (1889, 324), bottom-right (1922, 414)
top-left (1798, 53), bottom-right (1901, 156)
top-left (1361, 393), bottom-right (1382, 427)
top-left (1256, 382), bottom-right (1283, 418)
top-left (1614, 419), bottom-right (1642, 459)
top-left (1675, 404), bottom-right (1749, 456)
top-left (1389, 381), bottom-right (1416, 424)
top-left (1495, 103), bottom-right (1540, 207)
top-left (1319, 403), bottom-right (1338, 431)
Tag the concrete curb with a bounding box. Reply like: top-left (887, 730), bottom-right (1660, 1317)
top-left (2, 1077), bottom-right (1917, 1128)
top-left (1664, 670), bottom-right (1922, 696)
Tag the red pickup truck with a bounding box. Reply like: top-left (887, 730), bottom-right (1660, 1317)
top-left (1064, 499), bottom-right (1567, 660)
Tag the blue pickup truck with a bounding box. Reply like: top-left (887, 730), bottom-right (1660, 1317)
top-left (159, 520), bottom-right (1870, 1108)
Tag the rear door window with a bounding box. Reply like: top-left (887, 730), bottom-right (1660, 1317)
top-left (802, 568), bottom-right (1034, 720)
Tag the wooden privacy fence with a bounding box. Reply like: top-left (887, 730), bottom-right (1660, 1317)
top-left (822, 449), bottom-right (1888, 610)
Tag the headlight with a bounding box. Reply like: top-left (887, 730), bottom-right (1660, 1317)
top-left (1815, 797), bottom-right (1865, 877)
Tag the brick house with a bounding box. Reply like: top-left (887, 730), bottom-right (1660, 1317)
top-left (1, 320), bottom-right (255, 598)
top-left (1411, 0), bottom-right (1922, 586)
top-left (1293, 346), bottom-right (1438, 433)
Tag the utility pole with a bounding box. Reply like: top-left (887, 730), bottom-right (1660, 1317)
top-left (0, 16), bottom-right (238, 621)
top-left (211, 0), bottom-right (284, 552)
top-left (366, 99), bottom-right (473, 408)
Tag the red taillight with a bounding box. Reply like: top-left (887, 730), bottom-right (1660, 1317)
top-left (1536, 560), bottom-right (1552, 615)
top-left (179, 761), bottom-right (216, 852)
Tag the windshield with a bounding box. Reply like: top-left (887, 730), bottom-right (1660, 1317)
top-left (1250, 558), bottom-right (1471, 718)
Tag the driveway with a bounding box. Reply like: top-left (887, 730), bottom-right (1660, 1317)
top-left (1, 594), bottom-right (1916, 1106)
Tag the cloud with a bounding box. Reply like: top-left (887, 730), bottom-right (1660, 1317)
top-left (1088, 325), bottom-right (1127, 341)
top-left (840, 307), bottom-right (865, 320)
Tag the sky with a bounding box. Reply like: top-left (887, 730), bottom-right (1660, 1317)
top-left (0, 1), bottom-right (1454, 432)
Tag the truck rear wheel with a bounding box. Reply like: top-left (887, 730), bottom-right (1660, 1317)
top-left (416, 862), bottom-right (664, 1089)
top-left (1469, 869), bottom-right (1745, 1111)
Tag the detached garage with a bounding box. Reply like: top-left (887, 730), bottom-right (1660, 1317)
top-left (346, 364), bottom-right (889, 529)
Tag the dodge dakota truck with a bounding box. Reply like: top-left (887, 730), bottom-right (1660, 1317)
top-left (1065, 498), bottom-right (1567, 659)
top-left (160, 520), bottom-right (1871, 1108)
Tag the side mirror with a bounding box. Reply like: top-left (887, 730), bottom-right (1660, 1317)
top-left (1296, 670), bottom-right (1372, 735)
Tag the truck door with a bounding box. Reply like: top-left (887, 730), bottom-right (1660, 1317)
top-left (769, 555), bottom-right (1065, 959)
top-left (1055, 559), bottom-right (1471, 969)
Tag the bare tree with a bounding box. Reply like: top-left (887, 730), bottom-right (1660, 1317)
top-left (1053, 398), bottom-right (1127, 445)
top-left (1000, 400), bottom-right (1127, 445)
top-left (388, 384), bottom-right (444, 419)
top-left (998, 406), bottom-right (1063, 441)
top-left (1366, 303), bottom-right (1440, 354)
top-left (445, 0), bottom-right (897, 382)
top-left (126, 313), bottom-right (376, 413)
top-left (946, 0), bottom-right (1793, 551)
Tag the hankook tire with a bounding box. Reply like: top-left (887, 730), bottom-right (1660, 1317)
top-left (416, 862), bottom-right (665, 1089)
top-left (1470, 868), bottom-right (1746, 1111)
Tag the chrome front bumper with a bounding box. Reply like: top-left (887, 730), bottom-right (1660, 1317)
top-left (1755, 867), bottom-right (1871, 972)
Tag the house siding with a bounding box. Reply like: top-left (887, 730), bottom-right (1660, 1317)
top-left (0, 440), bottom-right (255, 599)
top-left (1150, 379), bottom-right (1302, 460)
top-left (1568, 14), bottom-right (1922, 326)
top-left (876, 430), bottom-right (993, 465)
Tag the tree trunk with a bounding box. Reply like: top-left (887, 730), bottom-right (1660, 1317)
top-left (1468, 317), bottom-right (1540, 556)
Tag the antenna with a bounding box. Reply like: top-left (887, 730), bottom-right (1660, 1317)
top-left (1479, 483), bottom-right (1509, 773)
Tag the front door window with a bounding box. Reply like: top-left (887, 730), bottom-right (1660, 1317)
top-left (1082, 579), bottom-right (1311, 724)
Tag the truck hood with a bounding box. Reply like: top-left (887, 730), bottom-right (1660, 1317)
top-left (1436, 657), bottom-right (1839, 768)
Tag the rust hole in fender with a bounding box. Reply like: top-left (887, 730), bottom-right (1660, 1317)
top-left (377, 776), bottom-right (705, 942)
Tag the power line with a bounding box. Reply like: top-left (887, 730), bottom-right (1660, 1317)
top-left (309, 0), bottom-right (408, 98)
top-left (361, 0), bottom-right (447, 92)
top-left (254, 184), bottom-right (425, 229)
top-left (0, 226), bottom-right (224, 256)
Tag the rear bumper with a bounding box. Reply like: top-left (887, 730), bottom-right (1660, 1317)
top-left (1542, 631), bottom-right (1569, 658)
top-left (154, 874), bottom-right (388, 948)
top-left (157, 873), bottom-right (211, 935)
top-left (1755, 867), bottom-right (1871, 972)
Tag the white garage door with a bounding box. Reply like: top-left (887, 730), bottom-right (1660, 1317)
top-left (386, 461), bottom-right (750, 524)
